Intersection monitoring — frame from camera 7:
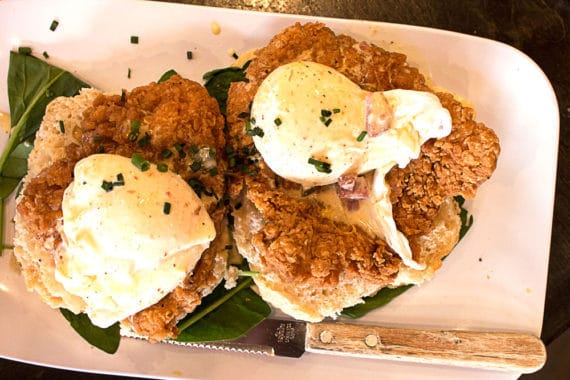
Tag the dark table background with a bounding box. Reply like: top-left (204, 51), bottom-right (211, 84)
top-left (1, 0), bottom-right (568, 379)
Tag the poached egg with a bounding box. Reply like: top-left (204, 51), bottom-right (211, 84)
top-left (250, 61), bottom-right (452, 269)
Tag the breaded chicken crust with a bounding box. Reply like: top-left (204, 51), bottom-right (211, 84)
top-left (246, 179), bottom-right (401, 289)
top-left (15, 75), bottom-right (227, 341)
top-left (227, 21), bottom-right (500, 241)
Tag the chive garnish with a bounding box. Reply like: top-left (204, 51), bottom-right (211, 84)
top-left (93, 136), bottom-right (103, 143)
top-left (333, 108), bottom-right (341, 113)
top-left (356, 131), bottom-right (368, 142)
top-left (42, 51), bottom-right (49, 59)
top-left (50, 20), bottom-right (59, 31)
top-left (274, 118), bottom-right (282, 126)
top-left (232, 52), bottom-right (239, 59)
top-left (190, 161), bottom-right (201, 172)
top-left (18, 47), bottom-right (32, 55)
top-left (174, 143), bottom-right (186, 158)
top-left (137, 132), bottom-right (151, 147)
top-left (101, 180), bottom-right (114, 192)
top-left (161, 149), bottom-right (173, 159)
top-left (237, 112), bottom-right (250, 119)
top-left (324, 118), bottom-right (332, 127)
top-left (128, 120), bottom-right (140, 141)
top-left (190, 145), bottom-right (199, 154)
top-left (127, 68), bottom-right (131, 79)
top-left (321, 109), bottom-right (332, 117)
top-left (58, 120), bottom-right (65, 133)
top-left (163, 202), bottom-right (171, 215)
top-left (157, 163), bottom-right (168, 172)
top-left (130, 36), bottom-right (139, 44)
top-left (131, 153), bottom-right (150, 172)
top-left (186, 51), bottom-right (193, 60)
top-left (308, 157), bottom-right (332, 174)
top-left (209, 167), bottom-right (218, 176)
top-left (114, 173), bottom-right (125, 186)
top-left (120, 90), bottom-right (126, 103)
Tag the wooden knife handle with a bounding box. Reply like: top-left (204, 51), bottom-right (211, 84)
top-left (305, 322), bottom-right (546, 373)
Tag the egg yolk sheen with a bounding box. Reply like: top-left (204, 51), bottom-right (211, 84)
top-left (250, 61), bottom-right (452, 269)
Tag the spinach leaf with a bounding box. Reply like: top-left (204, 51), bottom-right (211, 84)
top-left (60, 309), bottom-right (120, 354)
top-left (157, 69), bottom-right (178, 83)
top-left (203, 61), bottom-right (250, 115)
top-left (1, 52), bottom-right (90, 246)
top-left (341, 196), bottom-right (475, 319)
top-left (341, 284), bottom-right (414, 319)
top-left (175, 277), bottom-right (271, 342)
top-left (454, 195), bottom-right (474, 240)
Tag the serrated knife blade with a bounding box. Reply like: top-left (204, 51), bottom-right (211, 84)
top-left (166, 319), bottom-right (546, 373)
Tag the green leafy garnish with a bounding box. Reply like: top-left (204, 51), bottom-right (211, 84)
top-left (1, 52), bottom-right (89, 247)
top-left (341, 285), bottom-right (414, 319)
top-left (60, 309), bottom-right (120, 354)
top-left (175, 277), bottom-right (270, 342)
top-left (157, 69), bottom-right (178, 83)
top-left (454, 195), bottom-right (474, 240)
top-left (203, 61), bottom-right (250, 115)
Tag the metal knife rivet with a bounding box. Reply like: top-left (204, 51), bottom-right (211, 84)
top-left (319, 330), bottom-right (334, 344)
top-left (364, 334), bottom-right (379, 347)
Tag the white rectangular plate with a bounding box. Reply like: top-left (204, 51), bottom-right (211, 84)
top-left (0, 1), bottom-right (558, 379)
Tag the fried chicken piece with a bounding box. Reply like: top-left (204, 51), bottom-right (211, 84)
top-left (246, 179), bottom-right (401, 289)
top-left (226, 22), bottom-right (500, 239)
top-left (15, 75), bottom-right (228, 341)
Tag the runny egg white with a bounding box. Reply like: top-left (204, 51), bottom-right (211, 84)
top-left (55, 154), bottom-right (215, 327)
top-left (250, 61), bottom-right (452, 269)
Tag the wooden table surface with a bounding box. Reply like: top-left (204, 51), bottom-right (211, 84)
top-left (1, 0), bottom-right (568, 379)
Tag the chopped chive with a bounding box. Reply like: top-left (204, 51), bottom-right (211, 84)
top-left (58, 120), bottom-right (65, 133)
top-left (137, 132), bottom-right (151, 147)
top-left (321, 109), bottom-right (332, 117)
top-left (93, 136), bottom-right (103, 143)
top-left (250, 117), bottom-right (256, 125)
top-left (190, 145), bottom-right (199, 154)
top-left (232, 52), bottom-right (239, 59)
top-left (324, 118), bottom-right (332, 127)
top-left (190, 161), bottom-right (201, 172)
top-left (50, 20), bottom-right (59, 31)
top-left (115, 173), bottom-right (125, 185)
top-left (120, 90), bottom-right (126, 103)
top-left (42, 51), bottom-right (50, 59)
top-left (101, 180), bottom-right (114, 192)
top-left (128, 120), bottom-right (140, 141)
top-left (130, 35), bottom-right (139, 44)
top-left (333, 108), bottom-right (341, 113)
top-left (157, 163), bottom-right (168, 172)
top-left (97, 146), bottom-right (105, 153)
top-left (319, 115), bottom-right (327, 123)
top-left (127, 68), bottom-right (132, 79)
top-left (209, 167), bottom-right (218, 176)
top-left (238, 112), bottom-right (250, 119)
top-left (174, 143), bottom-right (186, 158)
top-left (274, 118), bottom-right (282, 126)
top-left (186, 51), bottom-right (193, 60)
top-left (161, 149), bottom-right (173, 158)
top-left (208, 149), bottom-right (217, 158)
top-left (308, 157), bottom-right (332, 174)
top-left (163, 202), bottom-right (171, 215)
top-left (356, 131), bottom-right (368, 142)
top-left (131, 153), bottom-right (150, 171)
top-left (18, 46), bottom-right (32, 55)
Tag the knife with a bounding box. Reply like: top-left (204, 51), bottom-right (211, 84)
top-left (165, 319), bottom-right (546, 373)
